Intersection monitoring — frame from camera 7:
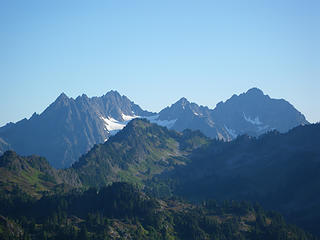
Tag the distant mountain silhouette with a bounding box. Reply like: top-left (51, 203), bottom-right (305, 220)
top-left (0, 88), bottom-right (309, 168)
top-left (211, 87), bottom-right (308, 137)
top-left (150, 88), bottom-right (308, 140)
top-left (0, 91), bottom-right (153, 168)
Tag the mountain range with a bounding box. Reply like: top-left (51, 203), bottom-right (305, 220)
top-left (0, 87), bottom-right (317, 238)
top-left (0, 88), bottom-right (308, 168)
top-left (69, 119), bottom-right (320, 235)
top-left (0, 91), bottom-right (153, 168)
top-left (148, 123), bottom-right (320, 234)
top-left (1, 119), bottom-right (320, 237)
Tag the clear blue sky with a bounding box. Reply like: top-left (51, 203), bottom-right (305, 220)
top-left (1, 0), bottom-right (319, 126)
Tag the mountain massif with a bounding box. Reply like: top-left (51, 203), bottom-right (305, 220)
top-left (0, 88), bottom-right (309, 169)
top-left (0, 119), bottom-right (319, 238)
top-left (0, 87), bottom-right (316, 239)
top-left (0, 91), bottom-right (153, 168)
top-left (152, 88), bottom-right (308, 139)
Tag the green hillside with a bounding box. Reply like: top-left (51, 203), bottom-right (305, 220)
top-left (73, 118), bottom-right (210, 187)
top-left (0, 151), bottom-right (81, 198)
top-left (150, 124), bottom-right (320, 235)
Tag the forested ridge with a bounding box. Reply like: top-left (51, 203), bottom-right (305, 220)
top-left (1, 120), bottom-right (320, 239)
top-left (0, 182), bottom-right (316, 240)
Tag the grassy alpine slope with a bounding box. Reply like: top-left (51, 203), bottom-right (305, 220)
top-left (72, 118), bottom-right (210, 187)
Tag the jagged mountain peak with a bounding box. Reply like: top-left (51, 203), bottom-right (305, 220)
top-left (51, 92), bottom-right (73, 108)
top-left (106, 89), bottom-right (121, 95)
top-left (30, 112), bottom-right (39, 119)
top-left (245, 87), bottom-right (265, 96)
top-left (175, 97), bottom-right (190, 105)
top-left (0, 87), bottom-right (310, 169)
top-left (217, 88), bottom-right (268, 109)
top-left (161, 97), bottom-right (193, 113)
top-left (212, 88), bottom-right (309, 138)
top-left (170, 98), bottom-right (210, 114)
top-left (0, 90), bottom-right (153, 168)
top-left (56, 92), bottom-right (69, 101)
top-left (76, 93), bottom-right (89, 99)
top-left (103, 90), bottom-right (122, 99)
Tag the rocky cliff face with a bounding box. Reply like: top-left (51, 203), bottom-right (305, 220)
top-left (0, 91), bottom-right (153, 168)
top-left (211, 88), bottom-right (308, 137)
top-left (150, 88), bottom-right (308, 140)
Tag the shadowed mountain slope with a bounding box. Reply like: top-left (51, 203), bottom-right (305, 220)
top-left (152, 123), bottom-right (320, 234)
top-left (0, 91), bottom-right (153, 168)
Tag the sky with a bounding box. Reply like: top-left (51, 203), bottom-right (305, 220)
top-left (0, 0), bottom-right (319, 126)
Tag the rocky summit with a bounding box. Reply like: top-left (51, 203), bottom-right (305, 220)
top-left (0, 88), bottom-right (308, 168)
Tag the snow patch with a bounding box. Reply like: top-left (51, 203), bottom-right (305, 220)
top-left (121, 113), bottom-right (138, 121)
top-left (100, 113), bottom-right (178, 141)
top-left (145, 115), bottom-right (177, 129)
top-left (243, 112), bottom-right (262, 125)
top-left (100, 113), bottom-right (141, 137)
top-left (224, 125), bottom-right (237, 139)
top-left (153, 119), bottom-right (177, 129)
top-left (145, 115), bottom-right (159, 121)
top-left (257, 125), bottom-right (269, 132)
top-left (100, 116), bottom-right (126, 135)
